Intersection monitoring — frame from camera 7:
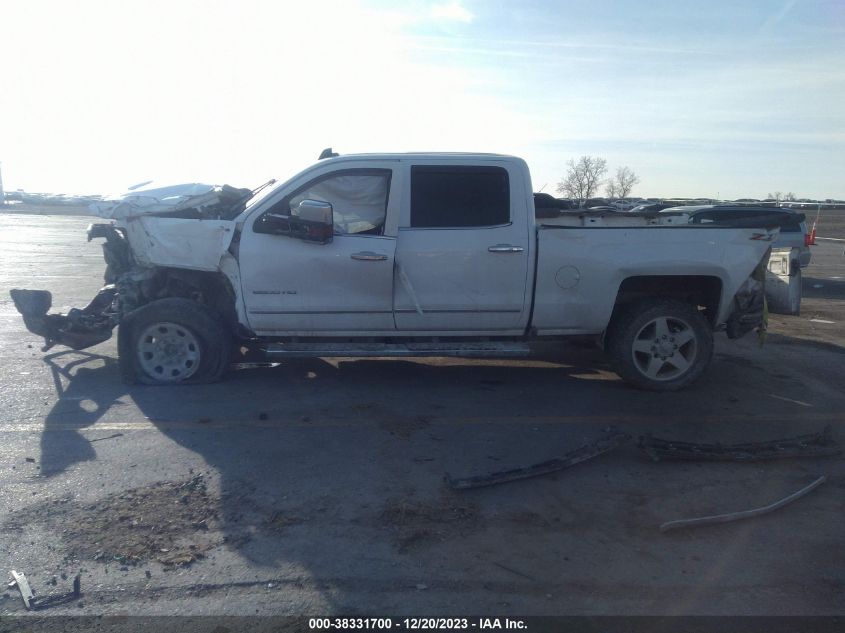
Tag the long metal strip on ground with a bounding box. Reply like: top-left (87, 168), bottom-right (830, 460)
top-left (446, 432), bottom-right (630, 490)
top-left (638, 425), bottom-right (840, 462)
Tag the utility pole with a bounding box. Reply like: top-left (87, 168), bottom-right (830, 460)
top-left (0, 162), bottom-right (5, 207)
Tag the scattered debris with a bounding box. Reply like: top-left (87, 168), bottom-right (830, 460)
top-left (25, 457), bottom-right (35, 463)
top-left (2, 475), bottom-right (218, 567)
top-left (446, 432), bottom-right (630, 490)
top-left (90, 433), bottom-right (124, 443)
top-left (9, 570), bottom-right (35, 610)
top-left (29, 573), bottom-right (81, 610)
top-left (258, 412), bottom-right (269, 421)
top-left (416, 583), bottom-right (428, 590)
top-left (268, 512), bottom-right (302, 530)
top-left (639, 426), bottom-right (840, 462)
top-left (660, 475), bottom-right (827, 533)
top-left (492, 561), bottom-right (535, 581)
top-left (767, 394), bottom-right (812, 408)
top-left (379, 496), bottom-right (479, 552)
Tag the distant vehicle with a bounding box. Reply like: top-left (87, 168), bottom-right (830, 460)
top-left (581, 205), bottom-right (617, 212)
top-left (629, 203), bottom-right (676, 213)
top-left (610, 200), bottom-right (640, 211)
top-left (661, 205), bottom-right (812, 267)
top-left (533, 193), bottom-right (574, 218)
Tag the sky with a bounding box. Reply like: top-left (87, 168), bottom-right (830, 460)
top-left (1, 0), bottom-right (843, 199)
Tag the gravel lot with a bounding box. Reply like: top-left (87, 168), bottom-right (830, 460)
top-left (1, 213), bottom-right (843, 617)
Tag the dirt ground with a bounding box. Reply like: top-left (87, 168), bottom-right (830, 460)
top-left (0, 213), bottom-right (843, 618)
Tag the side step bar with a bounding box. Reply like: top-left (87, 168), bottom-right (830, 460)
top-left (263, 341), bottom-right (532, 358)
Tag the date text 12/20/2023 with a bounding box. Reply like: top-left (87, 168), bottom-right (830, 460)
top-left (308, 618), bottom-right (527, 630)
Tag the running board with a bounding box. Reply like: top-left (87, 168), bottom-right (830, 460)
top-left (263, 341), bottom-right (532, 358)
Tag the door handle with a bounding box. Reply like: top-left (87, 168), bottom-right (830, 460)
top-left (488, 244), bottom-right (524, 253)
top-left (351, 251), bottom-right (388, 261)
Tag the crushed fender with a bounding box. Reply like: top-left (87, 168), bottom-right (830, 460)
top-left (446, 432), bottom-right (630, 490)
top-left (638, 425), bottom-right (840, 462)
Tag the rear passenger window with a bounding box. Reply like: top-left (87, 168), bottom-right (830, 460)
top-left (410, 166), bottom-right (510, 228)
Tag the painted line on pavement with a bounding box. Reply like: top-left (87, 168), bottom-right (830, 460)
top-left (1, 411), bottom-right (843, 432)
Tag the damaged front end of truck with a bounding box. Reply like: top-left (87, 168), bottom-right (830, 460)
top-left (10, 182), bottom-right (259, 352)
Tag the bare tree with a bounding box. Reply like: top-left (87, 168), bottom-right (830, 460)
top-left (612, 166), bottom-right (640, 199)
top-left (557, 156), bottom-right (608, 205)
top-left (605, 180), bottom-right (618, 198)
top-left (784, 192), bottom-right (797, 201)
top-left (767, 191), bottom-right (783, 202)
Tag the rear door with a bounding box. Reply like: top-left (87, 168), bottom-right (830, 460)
top-left (393, 162), bottom-right (531, 333)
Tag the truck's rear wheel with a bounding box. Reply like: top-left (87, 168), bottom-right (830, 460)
top-left (118, 298), bottom-right (231, 385)
top-left (606, 299), bottom-right (713, 391)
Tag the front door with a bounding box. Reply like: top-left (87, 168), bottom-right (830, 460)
top-left (239, 167), bottom-right (397, 335)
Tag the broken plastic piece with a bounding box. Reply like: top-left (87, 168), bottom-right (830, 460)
top-left (638, 425), bottom-right (840, 462)
top-left (660, 475), bottom-right (826, 533)
top-left (446, 432), bottom-right (630, 490)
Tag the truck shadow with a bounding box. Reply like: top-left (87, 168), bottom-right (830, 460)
top-left (34, 340), bottom-right (838, 612)
top-left (39, 350), bottom-right (124, 476)
top-left (35, 346), bottom-right (618, 536)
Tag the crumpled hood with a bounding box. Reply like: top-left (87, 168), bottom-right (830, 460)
top-left (87, 181), bottom-right (252, 272)
top-left (89, 182), bottom-right (226, 220)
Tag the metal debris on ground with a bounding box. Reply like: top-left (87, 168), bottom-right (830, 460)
top-left (492, 561), bottom-right (535, 581)
top-left (89, 433), bottom-right (124, 443)
top-left (7, 570), bottom-right (81, 610)
top-left (446, 432), bottom-right (630, 490)
top-left (660, 475), bottom-right (827, 533)
top-left (638, 425), bottom-right (840, 462)
top-left (9, 570), bottom-right (34, 610)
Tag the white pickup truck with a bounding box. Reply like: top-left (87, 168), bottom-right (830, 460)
top-left (11, 152), bottom-right (779, 391)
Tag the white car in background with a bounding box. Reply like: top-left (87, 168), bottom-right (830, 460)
top-left (611, 199), bottom-right (641, 211)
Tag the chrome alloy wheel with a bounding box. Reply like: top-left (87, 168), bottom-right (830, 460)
top-left (630, 315), bottom-right (698, 381)
top-left (136, 322), bottom-right (201, 382)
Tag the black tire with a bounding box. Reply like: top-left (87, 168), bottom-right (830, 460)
top-left (118, 298), bottom-right (232, 385)
top-left (606, 299), bottom-right (714, 391)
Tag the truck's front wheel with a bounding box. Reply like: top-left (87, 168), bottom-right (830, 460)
top-left (118, 298), bottom-right (231, 385)
top-left (606, 299), bottom-right (713, 391)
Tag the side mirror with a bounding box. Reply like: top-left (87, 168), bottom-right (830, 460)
top-left (290, 199), bottom-right (333, 244)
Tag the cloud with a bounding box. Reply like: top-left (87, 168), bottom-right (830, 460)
top-left (430, 1), bottom-right (474, 23)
